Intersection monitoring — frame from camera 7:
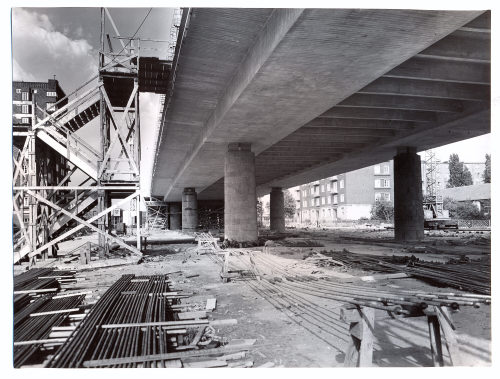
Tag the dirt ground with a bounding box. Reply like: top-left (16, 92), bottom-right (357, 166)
top-left (19, 227), bottom-right (491, 367)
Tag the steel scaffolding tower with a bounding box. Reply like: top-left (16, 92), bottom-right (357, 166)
top-left (13, 8), bottom-right (173, 265)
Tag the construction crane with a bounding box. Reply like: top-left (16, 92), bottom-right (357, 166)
top-left (422, 150), bottom-right (458, 229)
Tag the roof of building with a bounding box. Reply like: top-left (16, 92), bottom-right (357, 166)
top-left (441, 183), bottom-right (490, 201)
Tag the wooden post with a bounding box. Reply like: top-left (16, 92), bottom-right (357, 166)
top-left (436, 306), bottom-right (463, 366)
top-left (340, 306), bottom-right (375, 367)
top-left (426, 306), bottom-right (445, 367)
top-left (136, 195), bottom-right (141, 250)
top-left (222, 250), bottom-right (230, 283)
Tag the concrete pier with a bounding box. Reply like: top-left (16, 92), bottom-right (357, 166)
top-left (182, 188), bottom-right (198, 232)
top-left (394, 147), bottom-right (425, 241)
top-left (169, 202), bottom-right (182, 231)
top-left (224, 143), bottom-right (258, 242)
top-left (270, 187), bottom-right (285, 232)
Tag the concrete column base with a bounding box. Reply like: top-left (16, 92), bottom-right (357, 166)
top-left (224, 143), bottom-right (258, 242)
top-left (270, 187), bottom-right (285, 232)
top-left (169, 202), bottom-right (182, 231)
top-left (182, 188), bottom-right (198, 232)
top-left (394, 147), bottom-right (425, 241)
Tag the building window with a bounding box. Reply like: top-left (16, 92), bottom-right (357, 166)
top-left (384, 193), bottom-right (391, 201)
top-left (340, 194), bottom-right (345, 202)
top-left (333, 182), bottom-right (338, 192)
top-left (21, 105), bottom-right (29, 114)
top-left (383, 179), bottom-right (391, 188)
top-left (303, 189), bottom-right (307, 197)
top-left (46, 102), bottom-right (56, 111)
top-left (47, 91), bottom-right (57, 97)
top-left (33, 89), bottom-right (38, 94)
top-left (315, 198), bottom-right (320, 206)
top-left (321, 197), bottom-right (326, 205)
top-left (374, 165), bottom-right (381, 174)
top-left (16, 88), bottom-right (21, 94)
top-left (21, 117), bottom-right (30, 124)
top-left (327, 196), bottom-right (331, 204)
top-left (310, 187), bottom-right (314, 195)
top-left (339, 179), bottom-right (344, 189)
top-left (21, 92), bottom-right (29, 101)
top-left (326, 183), bottom-right (330, 191)
top-left (375, 179), bottom-right (381, 188)
top-left (23, 196), bottom-right (29, 207)
top-left (315, 187), bottom-right (319, 195)
top-left (333, 195), bottom-right (338, 204)
top-left (383, 165), bottom-right (390, 174)
top-left (23, 216), bottom-right (29, 224)
top-left (321, 184), bottom-right (325, 192)
top-left (304, 200), bottom-right (307, 207)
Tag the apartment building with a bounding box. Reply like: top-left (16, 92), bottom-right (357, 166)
top-left (12, 79), bottom-right (69, 226)
top-left (294, 161), bottom-right (394, 223)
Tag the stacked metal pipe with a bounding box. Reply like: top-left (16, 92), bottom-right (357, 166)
top-left (14, 294), bottom-right (85, 367)
top-left (47, 274), bottom-right (180, 368)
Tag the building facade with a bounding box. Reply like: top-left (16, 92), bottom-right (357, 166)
top-left (12, 79), bottom-right (69, 226)
top-left (294, 161), bottom-right (394, 224)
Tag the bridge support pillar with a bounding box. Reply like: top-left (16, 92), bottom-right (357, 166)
top-left (270, 187), bottom-right (285, 233)
top-left (394, 147), bottom-right (424, 241)
top-left (182, 188), bottom-right (198, 232)
top-left (224, 143), bottom-right (258, 242)
top-left (169, 202), bottom-right (182, 231)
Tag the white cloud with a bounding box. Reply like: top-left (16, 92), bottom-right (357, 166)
top-left (12, 59), bottom-right (36, 81)
top-left (12, 8), bottom-right (98, 92)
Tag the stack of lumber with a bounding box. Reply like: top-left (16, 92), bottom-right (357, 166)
top-left (46, 274), bottom-right (251, 368)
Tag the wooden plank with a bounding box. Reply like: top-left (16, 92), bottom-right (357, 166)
top-left (14, 288), bottom-right (58, 294)
top-left (183, 360), bottom-right (228, 368)
top-left (188, 326), bottom-right (206, 347)
top-left (53, 290), bottom-right (93, 299)
top-left (30, 308), bottom-right (80, 317)
top-left (14, 338), bottom-right (67, 346)
top-left (206, 298), bottom-right (217, 311)
top-left (358, 307), bottom-right (375, 367)
top-left (83, 344), bottom-right (254, 367)
top-left (177, 311), bottom-right (207, 320)
top-left (437, 307), bottom-right (463, 366)
top-left (428, 309), bottom-right (445, 367)
top-left (100, 318), bottom-right (237, 329)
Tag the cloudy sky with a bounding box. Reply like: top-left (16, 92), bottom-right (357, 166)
top-left (11, 7), bottom-right (173, 195)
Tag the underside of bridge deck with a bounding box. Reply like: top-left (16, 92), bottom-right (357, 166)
top-left (151, 9), bottom-right (490, 202)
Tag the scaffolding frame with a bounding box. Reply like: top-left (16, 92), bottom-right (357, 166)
top-left (13, 8), bottom-right (145, 265)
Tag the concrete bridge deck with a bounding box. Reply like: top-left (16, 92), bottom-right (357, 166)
top-left (151, 9), bottom-right (490, 202)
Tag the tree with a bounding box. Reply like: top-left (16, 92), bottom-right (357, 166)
top-left (443, 197), bottom-right (486, 220)
top-left (483, 154), bottom-right (491, 183)
top-left (370, 200), bottom-right (394, 221)
top-left (447, 153), bottom-right (473, 188)
top-left (284, 189), bottom-right (296, 219)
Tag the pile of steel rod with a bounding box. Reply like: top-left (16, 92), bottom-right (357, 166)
top-left (14, 293), bottom-right (85, 367)
top-left (46, 274), bottom-right (183, 368)
top-left (379, 260), bottom-right (491, 295)
top-left (316, 249), bottom-right (490, 294)
top-left (237, 251), bottom-right (490, 314)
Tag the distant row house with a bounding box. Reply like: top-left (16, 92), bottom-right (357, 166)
top-left (290, 158), bottom-right (486, 224)
top-left (291, 161), bottom-right (394, 224)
